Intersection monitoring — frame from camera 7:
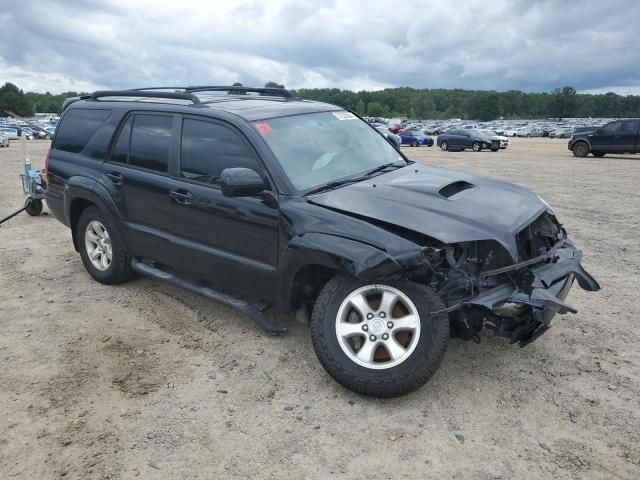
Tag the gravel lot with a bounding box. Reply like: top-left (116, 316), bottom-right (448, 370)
top-left (1, 138), bottom-right (638, 479)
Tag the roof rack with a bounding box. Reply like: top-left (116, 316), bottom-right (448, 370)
top-left (185, 86), bottom-right (295, 98)
top-left (90, 90), bottom-right (201, 104)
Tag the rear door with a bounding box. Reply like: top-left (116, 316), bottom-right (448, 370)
top-left (166, 115), bottom-right (280, 301)
top-left (102, 112), bottom-right (178, 264)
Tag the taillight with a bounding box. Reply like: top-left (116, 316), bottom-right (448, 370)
top-left (43, 148), bottom-right (51, 185)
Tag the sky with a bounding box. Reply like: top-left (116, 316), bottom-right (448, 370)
top-left (1, 0), bottom-right (639, 95)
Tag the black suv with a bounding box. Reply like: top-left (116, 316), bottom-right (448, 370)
top-left (45, 86), bottom-right (599, 397)
top-left (569, 119), bottom-right (639, 157)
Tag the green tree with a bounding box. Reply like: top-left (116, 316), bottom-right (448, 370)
top-left (264, 81), bottom-right (285, 89)
top-left (468, 91), bottom-right (501, 120)
top-left (366, 101), bottom-right (388, 117)
top-left (551, 86), bottom-right (577, 120)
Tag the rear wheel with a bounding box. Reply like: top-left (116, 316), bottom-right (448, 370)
top-left (310, 275), bottom-right (449, 397)
top-left (77, 206), bottom-right (134, 284)
top-left (572, 142), bottom-right (589, 157)
top-left (593, 152), bottom-right (606, 157)
top-left (440, 141), bottom-right (449, 151)
top-left (411, 140), bottom-right (418, 147)
top-left (472, 141), bottom-right (481, 152)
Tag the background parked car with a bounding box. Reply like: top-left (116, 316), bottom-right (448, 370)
top-left (398, 130), bottom-right (433, 147)
top-left (0, 128), bottom-right (19, 141)
top-left (478, 129), bottom-right (509, 149)
top-left (375, 125), bottom-right (401, 147)
top-left (437, 129), bottom-right (500, 152)
top-left (0, 131), bottom-right (9, 147)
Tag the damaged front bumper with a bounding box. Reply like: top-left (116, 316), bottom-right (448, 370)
top-left (441, 241), bottom-right (600, 346)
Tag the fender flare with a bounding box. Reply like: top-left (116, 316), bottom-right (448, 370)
top-left (571, 138), bottom-right (591, 150)
top-left (277, 232), bottom-right (430, 310)
top-left (64, 177), bottom-right (128, 251)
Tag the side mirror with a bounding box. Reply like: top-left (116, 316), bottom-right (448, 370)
top-left (220, 167), bottom-right (265, 197)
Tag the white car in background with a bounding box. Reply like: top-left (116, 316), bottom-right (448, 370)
top-left (0, 128), bottom-right (19, 141)
top-left (0, 131), bottom-right (9, 147)
top-left (503, 127), bottom-right (518, 137)
top-left (479, 129), bottom-right (509, 149)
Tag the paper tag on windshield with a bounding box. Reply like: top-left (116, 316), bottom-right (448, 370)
top-left (332, 111), bottom-right (357, 120)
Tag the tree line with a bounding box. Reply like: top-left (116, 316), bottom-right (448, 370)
top-left (2, 81), bottom-right (639, 121)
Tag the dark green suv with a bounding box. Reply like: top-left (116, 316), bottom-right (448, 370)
top-left (569, 119), bottom-right (639, 157)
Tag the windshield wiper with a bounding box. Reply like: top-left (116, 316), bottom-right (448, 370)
top-left (304, 162), bottom-right (406, 196)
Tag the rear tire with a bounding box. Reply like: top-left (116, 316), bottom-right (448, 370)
top-left (310, 274), bottom-right (449, 397)
top-left (77, 206), bottom-right (134, 285)
top-left (411, 140), bottom-right (418, 147)
top-left (572, 142), bottom-right (589, 157)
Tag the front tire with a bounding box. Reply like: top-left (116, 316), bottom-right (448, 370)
top-left (77, 206), bottom-right (134, 285)
top-left (310, 275), bottom-right (449, 397)
top-left (411, 140), bottom-right (418, 147)
top-left (572, 142), bottom-right (589, 157)
top-left (440, 141), bottom-right (448, 151)
top-left (472, 141), bottom-right (481, 152)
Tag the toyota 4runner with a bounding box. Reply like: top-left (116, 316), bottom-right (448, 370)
top-left (45, 86), bottom-right (600, 397)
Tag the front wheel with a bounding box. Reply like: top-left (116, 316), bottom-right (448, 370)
top-left (440, 141), bottom-right (449, 151)
top-left (572, 142), bottom-right (589, 157)
top-left (411, 140), bottom-right (418, 147)
top-left (472, 141), bottom-right (481, 152)
top-left (310, 275), bottom-right (449, 397)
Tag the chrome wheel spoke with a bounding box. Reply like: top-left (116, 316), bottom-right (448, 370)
top-left (384, 337), bottom-right (407, 361)
top-left (339, 322), bottom-right (364, 338)
top-left (392, 314), bottom-right (418, 332)
top-left (356, 340), bottom-right (377, 363)
top-left (89, 247), bottom-right (101, 260)
top-left (349, 293), bottom-right (373, 320)
top-left (378, 290), bottom-right (397, 315)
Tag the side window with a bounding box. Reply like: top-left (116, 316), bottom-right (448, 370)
top-left (129, 115), bottom-right (173, 172)
top-left (180, 118), bottom-right (261, 185)
top-left (111, 116), bottom-right (133, 164)
top-left (620, 121), bottom-right (637, 134)
top-left (601, 121), bottom-right (622, 135)
top-left (54, 109), bottom-right (111, 153)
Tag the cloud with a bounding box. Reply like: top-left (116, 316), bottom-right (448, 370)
top-left (1, 0), bottom-right (639, 94)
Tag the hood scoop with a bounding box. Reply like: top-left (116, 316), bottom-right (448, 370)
top-left (439, 180), bottom-right (476, 198)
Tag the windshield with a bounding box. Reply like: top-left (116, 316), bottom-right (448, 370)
top-left (255, 111), bottom-right (406, 191)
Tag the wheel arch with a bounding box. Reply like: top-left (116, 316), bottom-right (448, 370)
top-left (65, 177), bottom-right (127, 252)
top-left (278, 233), bottom-right (425, 312)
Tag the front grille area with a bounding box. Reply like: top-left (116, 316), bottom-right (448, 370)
top-left (516, 211), bottom-right (563, 262)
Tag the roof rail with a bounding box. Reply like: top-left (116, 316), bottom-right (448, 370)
top-left (185, 86), bottom-right (294, 98)
top-left (90, 90), bottom-right (201, 104)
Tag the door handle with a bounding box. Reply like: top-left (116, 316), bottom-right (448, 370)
top-left (106, 172), bottom-right (123, 185)
top-left (169, 190), bottom-right (193, 205)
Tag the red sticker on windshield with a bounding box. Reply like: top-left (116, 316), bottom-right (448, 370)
top-left (255, 122), bottom-right (273, 133)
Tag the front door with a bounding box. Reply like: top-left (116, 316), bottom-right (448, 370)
top-left (589, 120), bottom-right (637, 153)
top-left (166, 116), bottom-right (280, 301)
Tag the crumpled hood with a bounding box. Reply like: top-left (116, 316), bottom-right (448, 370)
top-left (308, 163), bottom-right (547, 258)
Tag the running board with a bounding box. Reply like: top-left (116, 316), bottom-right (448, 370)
top-left (131, 258), bottom-right (286, 334)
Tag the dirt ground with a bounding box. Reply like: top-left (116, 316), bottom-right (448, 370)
top-left (1, 138), bottom-right (638, 480)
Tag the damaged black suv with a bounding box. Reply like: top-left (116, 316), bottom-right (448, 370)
top-left (45, 86), bottom-right (600, 397)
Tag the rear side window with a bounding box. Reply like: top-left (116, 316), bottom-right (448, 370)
top-left (129, 115), bottom-right (173, 173)
top-left (111, 116), bottom-right (133, 164)
top-left (54, 109), bottom-right (111, 153)
top-left (180, 118), bottom-right (260, 185)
